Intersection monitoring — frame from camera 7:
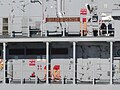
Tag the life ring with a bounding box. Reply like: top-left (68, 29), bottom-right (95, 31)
top-left (0, 59), bottom-right (3, 71)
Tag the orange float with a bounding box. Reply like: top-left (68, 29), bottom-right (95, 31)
top-left (44, 66), bottom-right (52, 80)
top-left (53, 65), bottom-right (61, 80)
top-left (0, 59), bottom-right (3, 71)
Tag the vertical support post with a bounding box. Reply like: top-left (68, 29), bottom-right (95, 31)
top-left (35, 60), bottom-right (37, 84)
top-left (80, 17), bottom-right (83, 36)
top-left (106, 22), bottom-right (109, 36)
top-left (21, 60), bottom-right (23, 84)
top-left (41, 0), bottom-right (44, 36)
top-left (110, 41), bottom-right (113, 85)
top-left (3, 42), bottom-right (6, 84)
top-left (56, 0), bottom-right (65, 37)
top-left (97, 16), bottom-right (100, 36)
top-left (46, 42), bottom-right (49, 84)
top-left (88, 13), bottom-right (93, 36)
top-left (73, 42), bottom-right (77, 84)
top-left (61, 63), bottom-right (64, 84)
top-left (93, 63), bottom-right (95, 85)
top-left (46, 42), bottom-right (51, 84)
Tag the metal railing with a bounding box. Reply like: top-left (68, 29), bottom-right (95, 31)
top-left (0, 59), bottom-right (120, 85)
top-left (0, 16), bottom-right (115, 38)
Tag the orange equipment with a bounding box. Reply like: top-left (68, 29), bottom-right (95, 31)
top-left (53, 65), bottom-right (61, 80)
top-left (0, 59), bottom-right (3, 71)
top-left (44, 66), bottom-right (52, 80)
top-left (80, 18), bottom-right (87, 36)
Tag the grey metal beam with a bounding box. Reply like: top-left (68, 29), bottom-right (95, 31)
top-left (21, 60), bottom-right (23, 84)
top-left (0, 37), bottom-right (115, 43)
top-left (46, 42), bottom-right (51, 84)
top-left (110, 41), bottom-right (113, 85)
top-left (3, 43), bottom-right (6, 84)
top-left (73, 42), bottom-right (77, 84)
top-left (46, 42), bottom-right (49, 84)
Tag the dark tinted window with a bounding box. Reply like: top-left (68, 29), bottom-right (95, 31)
top-left (3, 18), bottom-right (8, 23)
top-left (26, 48), bottom-right (68, 55)
top-left (0, 50), bottom-right (2, 56)
top-left (9, 49), bottom-right (24, 55)
top-left (26, 49), bottom-right (46, 55)
top-left (51, 48), bottom-right (68, 55)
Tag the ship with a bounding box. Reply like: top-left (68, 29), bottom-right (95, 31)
top-left (0, 0), bottom-right (120, 90)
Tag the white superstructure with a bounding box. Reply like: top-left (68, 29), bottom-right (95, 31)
top-left (0, 0), bottom-right (120, 90)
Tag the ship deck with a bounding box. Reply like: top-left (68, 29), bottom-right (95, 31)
top-left (0, 84), bottom-right (120, 90)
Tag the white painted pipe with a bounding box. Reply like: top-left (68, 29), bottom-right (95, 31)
top-left (57, 0), bottom-right (62, 17)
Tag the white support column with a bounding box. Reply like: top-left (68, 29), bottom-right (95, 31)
top-left (21, 60), bottom-right (23, 84)
top-left (35, 60), bottom-right (37, 84)
top-left (73, 42), bottom-right (77, 84)
top-left (110, 42), bottom-right (113, 85)
top-left (57, 0), bottom-right (65, 37)
top-left (3, 42), bottom-right (6, 84)
top-left (46, 42), bottom-right (49, 84)
top-left (93, 63), bottom-right (95, 85)
top-left (41, 0), bottom-right (44, 36)
top-left (97, 16), bottom-right (100, 36)
top-left (106, 22), bottom-right (109, 36)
